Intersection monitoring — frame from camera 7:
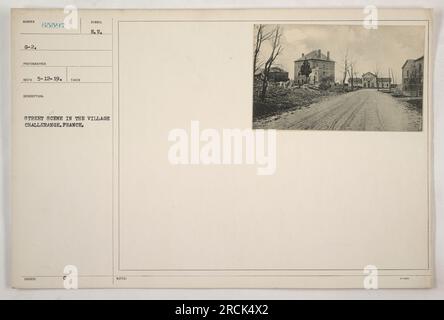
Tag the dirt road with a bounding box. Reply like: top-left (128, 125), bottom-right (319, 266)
top-left (254, 89), bottom-right (422, 131)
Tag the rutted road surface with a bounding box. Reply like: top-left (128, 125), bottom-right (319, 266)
top-left (254, 89), bottom-right (422, 131)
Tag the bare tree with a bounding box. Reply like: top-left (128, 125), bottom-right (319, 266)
top-left (253, 25), bottom-right (273, 75)
top-left (342, 49), bottom-right (349, 87)
top-left (389, 67), bottom-right (395, 87)
top-left (387, 68), bottom-right (392, 92)
top-left (374, 64), bottom-right (380, 91)
top-left (347, 59), bottom-right (356, 91)
top-left (260, 26), bottom-right (283, 101)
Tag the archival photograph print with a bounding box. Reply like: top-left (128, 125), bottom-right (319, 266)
top-left (252, 24), bottom-right (425, 131)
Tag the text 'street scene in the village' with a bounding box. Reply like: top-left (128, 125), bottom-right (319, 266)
top-left (253, 25), bottom-right (425, 131)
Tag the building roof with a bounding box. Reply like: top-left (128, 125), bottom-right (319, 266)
top-left (295, 49), bottom-right (334, 62)
top-left (350, 76), bottom-right (391, 82)
top-left (362, 72), bottom-right (377, 78)
top-left (402, 59), bottom-right (415, 70)
top-left (255, 66), bottom-right (288, 76)
top-left (402, 56), bottom-right (423, 70)
top-left (269, 66), bottom-right (288, 73)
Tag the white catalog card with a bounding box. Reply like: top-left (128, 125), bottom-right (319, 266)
top-left (11, 8), bottom-right (433, 288)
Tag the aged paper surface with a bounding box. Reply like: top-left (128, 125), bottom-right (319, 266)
top-left (11, 8), bottom-right (433, 288)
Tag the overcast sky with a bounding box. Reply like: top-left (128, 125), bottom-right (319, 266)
top-left (257, 24), bottom-right (425, 83)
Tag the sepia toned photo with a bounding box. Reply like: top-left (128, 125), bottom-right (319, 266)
top-left (252, 25), bottom-right (425, 131)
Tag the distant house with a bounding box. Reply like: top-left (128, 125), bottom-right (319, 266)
top-left (294, 49), bottom-right (335, 86)
top-left (255, 66), bottom-right (289, 82)
top-left (347, 77), bottom-right (363, 88)
top-left (362, 72), bottom-right (377, 88)
top-left (377, 77), bottom-right (391, 89)
top-left (268, 66), bottom-right (289, 82)
top-left (402, 56), bottom-right (424, 97)
top-left (358, 72), bottom-right (391, 89)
